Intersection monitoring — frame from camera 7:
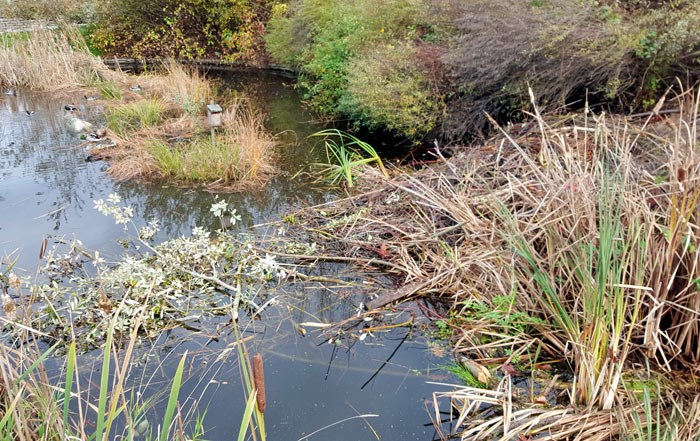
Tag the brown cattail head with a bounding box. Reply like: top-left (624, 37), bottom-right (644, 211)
top-left (39, 238), bottom-right (47, 260)
top-left (678, 167), bottom-right (687, 183)
top-left (252, 353), bottom-right (266, 413)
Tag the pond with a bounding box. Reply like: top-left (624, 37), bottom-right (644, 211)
top-left (0, 71), bottom-right (452, 440)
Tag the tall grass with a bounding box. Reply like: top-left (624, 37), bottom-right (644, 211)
top-left (145, 104), bottom-right (276, 189)
top-left (501, 130), bottom-right (646, 409)
top-left (297, 87), bottom-right (700, 438)
top-left (106, 99), bottom-right (167, 138)
top-left (0, 24), bottom-right (117, 89)
top-left (159, 60), bottom-right (211, 115)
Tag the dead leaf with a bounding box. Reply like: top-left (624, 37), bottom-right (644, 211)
top-left (500, 362), bottom-right (518, 376)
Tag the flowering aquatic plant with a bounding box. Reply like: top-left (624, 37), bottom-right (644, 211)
top-left (24, 195), bottom-right (289, 348)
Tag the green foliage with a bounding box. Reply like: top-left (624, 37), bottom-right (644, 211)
top-left (148, 137), bottom-right (251, 183)
top-left (90, 0), bottom-right (274, 62)
top-left (458, 294), bottom-right (546, 336)
top-left (340, 42), bottom-right (440, 138)
top-left (105, 100), bottom-right (166, 137)
top-left (266, 0), bottom-right (450, 140)
top-left (97, 81), bottom-right (122, 100)
top-left (310, 129), bottom-right (388, 187)
top-left (445, 363), bottom-right (488, 389)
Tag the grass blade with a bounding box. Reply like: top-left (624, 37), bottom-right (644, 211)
top-left (159, 351), bottom-right (187, 441)
top-left (62, 341), bottom-right (77, 436)
top-left (237, 390), bottom-right (258, 441)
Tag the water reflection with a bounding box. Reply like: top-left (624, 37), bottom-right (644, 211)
top-left (0, 74), bottom-right (447, 441)
top-left (0, 73), bottom-right (330, 269)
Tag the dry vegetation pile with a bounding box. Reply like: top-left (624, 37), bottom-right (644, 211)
top-left (295, 88), bottom-right (700, 439)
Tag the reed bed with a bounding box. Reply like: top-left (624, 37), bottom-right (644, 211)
top-left (295, 87), bottom-right (700, 438)
top-left (0, 24), bottom-right (117, 90)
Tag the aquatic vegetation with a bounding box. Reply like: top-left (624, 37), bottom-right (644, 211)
top-left (310, 129), bottom-right (388, 188)
top-left (0, 327), bottom-right (198, 440)
top-left (235, 328), bottom-right (267, 441)
top-left (144, 104), bottom-right (277, 190)
top-left (0, 25), bottom-right (118, 90)
top-left (159, 59), bottom-right (211, 115)
top-left (15, 194), bottom-right (286, 347)
top-left (295, 87), bottom-right (700, 437)
top-left (105, 99), bottom-right (167, 138)
top-left (97, 80), bottom-right (122, 100)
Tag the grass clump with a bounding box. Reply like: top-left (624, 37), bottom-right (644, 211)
top-left (106, 99), bottom-right (167, 138)
top-left (311, 129), bottom-right (388, 188)
top-left (97, 80), bottom-right (122, 99)
top-left (138, 60), bottom-right (212, 115)
top-left (145, 105), bottom-right (276, 189)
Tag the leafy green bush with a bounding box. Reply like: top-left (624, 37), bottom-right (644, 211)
top-left (90, 0), bottom-right (274, 62)
top-left (265, 0), bottom-right (451, 141)
top-left (340, 42), bottom-right (441, 138)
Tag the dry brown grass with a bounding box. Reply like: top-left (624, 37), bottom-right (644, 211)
top-left (219, 102), bottom-right (277, 183)
top-left (294, 86), bottom-right (700, 438)
top-left (106, 101), bottom-right (277, 191)
top-left (134, 60), bottom-right (212, 112)
top-left (0, 24), bottom-right (119, 90)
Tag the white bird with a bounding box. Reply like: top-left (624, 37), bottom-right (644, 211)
top-left (63, 105), bottom-right (94, 135)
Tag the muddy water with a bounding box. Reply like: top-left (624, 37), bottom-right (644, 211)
top-left (0, 73), bottom-right (450, 440)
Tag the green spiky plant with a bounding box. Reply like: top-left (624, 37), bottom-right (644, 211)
top-left (310, 129), bottom-right (388, 187)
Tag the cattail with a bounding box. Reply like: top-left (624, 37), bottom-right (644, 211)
top-left (39, 238), bottom-right (47, 260)
top-left (252, 353), bottom-right (266, 413)
top-left (678, 167), bottom-right (687, 183)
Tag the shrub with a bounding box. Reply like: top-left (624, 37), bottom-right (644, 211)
top-left (441, 0), bottom-right (700, 138)
top-left (265, 0), bottom-right (452, 140)
top-left (90, 0), bottom-right (273, 62)
top-left (340, 42), bottom-right (442, 138)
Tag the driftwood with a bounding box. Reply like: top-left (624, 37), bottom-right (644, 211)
top-left (366, 281), bottom-right (428, 310)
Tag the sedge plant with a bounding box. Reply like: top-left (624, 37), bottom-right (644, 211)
top-left (310, 129), bottom-right (388, 187)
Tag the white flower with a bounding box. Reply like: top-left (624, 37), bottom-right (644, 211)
top-left (192, 226), bottom-right (210, 238)
top-left (107, 193), bottom-right (121, 204)
top-left (210, 198), bottom-right (228, 217)
top-left (94, 199), bottom-right (107, 213)
top-left (139, 219), bottom-right (160, 241)
top-left (92, 251), bottom-right (105, 267)
top-left (258, 253), bottom-right (278, 271)
top-left (229, 208), bottom-right (242, 226)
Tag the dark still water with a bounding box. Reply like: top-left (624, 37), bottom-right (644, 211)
top-left (0, 72), bottom-right (451, 440)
